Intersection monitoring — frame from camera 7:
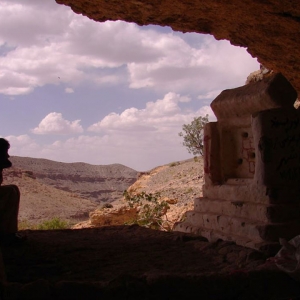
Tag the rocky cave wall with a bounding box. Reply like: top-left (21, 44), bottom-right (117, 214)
top-left (55, 0), bottom-right (300, 96)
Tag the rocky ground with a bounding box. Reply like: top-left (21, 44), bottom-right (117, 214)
top-left (1, 226), bottom-right (300, 299)
top-left (3, 168), bottom-right (97, 226)
top-left (73, 158), bottom-right (203, 229)
top-left (2, 156), bottom-right (138, 226)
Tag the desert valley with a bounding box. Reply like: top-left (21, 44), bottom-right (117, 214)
top-left (2, 156), bottom-right (202, 229)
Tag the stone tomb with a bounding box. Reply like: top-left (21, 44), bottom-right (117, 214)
top-left (174, 73), bottom-right (300, 252)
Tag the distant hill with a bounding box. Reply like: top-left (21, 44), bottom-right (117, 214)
top-left (9, 156), bottom-right (138, 202)
top-left (2, 156), bottom-right (138, 225)
top-left (3, 167), bottom-right (97, 225)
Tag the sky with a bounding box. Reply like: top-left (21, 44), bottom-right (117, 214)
top-left (0, 0), bottom-right (259, 171)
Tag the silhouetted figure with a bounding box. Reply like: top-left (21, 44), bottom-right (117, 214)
top-left (0, 138), bottom-right (25, 246)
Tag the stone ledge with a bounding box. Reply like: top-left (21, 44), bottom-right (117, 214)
top-left (194, 197), bottom-right (300, 223)
top-left (203, 184), bottom-right (270, 204)
top-left (177, 211), bottom-right (300, 244)
top-left (173, 222), bottom-right (280, 254)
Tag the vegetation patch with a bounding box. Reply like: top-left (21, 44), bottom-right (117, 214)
top-left (19, 217), bottom-right (70, 230)
top-left (123, 190), bottom-right (171, 231)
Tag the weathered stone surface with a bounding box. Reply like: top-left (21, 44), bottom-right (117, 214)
top-left (175, 74), bottom-right (300, 251)
top-left (89, 205), bottom-right (138, 227)
top-left (72, 205), bottom-right (138, 228)
top-left (211, 74), bottom-right (297, 121)
top-left (252, 107), bottom-right (300, 186)
top-left (55, 0), bottom-right (300, 95)
top-left (194, 197), bottom-right (300, 223)
top-left (203, 182), bottom-right (269, 204)
top-left (246, 65), bottom-right (274, 85)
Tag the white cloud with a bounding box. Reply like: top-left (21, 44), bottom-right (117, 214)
top-left (65, 87), bottom-right (74, 93)
top-left (88, 93), bottom-right (198, 133)
top-left (0, 1), bottom-right (70, 47)
top-left (127, 36), bottom-right (259, 94)
top-left (6, 132), bottom-right (191, 171)
top-left (0, 1), bottom-right (259, 96)
top-left (32, 112), bottom-right (83, 135)
top-left (0, 1), bottom-right (259, 170)
top-left (4, 134), bottom-right (40, 156)
top-left (5, 93), bottom-right (216, 170)
top-left (197, 90), bottom-right (222, 100)
top-left (85, 92), bottom-right (216, 169)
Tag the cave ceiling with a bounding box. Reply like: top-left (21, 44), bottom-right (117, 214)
top-left (56, 0), bottom-right (300, 96)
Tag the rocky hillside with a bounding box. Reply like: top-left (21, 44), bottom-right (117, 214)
top-left (9, 156), bottom-right (138, 203)
top-left (127, 158), bottom-right (203, 205)
top-left (2, 156), bottom-right (138, 225)
top-left (74, 157), bottom-right (204, 229)
top-left (2, 156), bottom-right (203, 227)
top-left (3, 168), bottom-right (97, 226)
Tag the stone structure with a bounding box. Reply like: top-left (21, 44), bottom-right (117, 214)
top-left (56, 0), bottom-right (300, 95)
top-left (174, 73), bottom-right (300, 251)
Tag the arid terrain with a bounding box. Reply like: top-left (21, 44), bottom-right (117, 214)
top-left (75, 158), bottom-right (204, 229)
top-left (1, 157), bottom-right (300, 299)
top-left (2, 156), bottom-right (203, 228)
top-left (8, 156), bottom-right (138, 202)
top-left (2, 156), bottom-right (138, 226)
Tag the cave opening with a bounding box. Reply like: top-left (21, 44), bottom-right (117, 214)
top-left (0, 0), bottom-right (262, 232)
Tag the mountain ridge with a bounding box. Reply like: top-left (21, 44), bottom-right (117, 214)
top-left (8, 156), bottom-right (138, 202)
top-left (2, 156), bottom-right (138, 225)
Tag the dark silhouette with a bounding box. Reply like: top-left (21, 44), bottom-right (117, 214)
top-left (0, 138), bottom-right (25, 246)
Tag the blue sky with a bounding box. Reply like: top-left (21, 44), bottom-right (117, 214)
top-left (0, 0), bottom-right (259, 171)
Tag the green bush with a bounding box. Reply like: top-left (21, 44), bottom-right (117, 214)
top-left (123, 190), bottom-right (171, 231)
top-left (179, 114), bottom-right (209, 156)
top-left (37, 217), bottom-right (69, 230)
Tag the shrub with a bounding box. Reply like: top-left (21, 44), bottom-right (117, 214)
top-left (37, 217), bottom-right (69, 230)
top-left (179, 114), bottom-right (209, 156)
top-left (123, 190), bottom-right (171, 231)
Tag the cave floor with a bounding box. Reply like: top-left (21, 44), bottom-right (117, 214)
top-left (1, 225), bottom-right (300, 300)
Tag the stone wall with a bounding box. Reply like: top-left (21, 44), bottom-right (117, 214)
top-left (174, 74), bottom-right (300, 252)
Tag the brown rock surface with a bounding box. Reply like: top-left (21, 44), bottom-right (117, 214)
top-left (56, 0), bottom-right (300, 95)
top-left (2, 156), bottom-right (138, 226)
top-left (3, 167), bottom-right (97, 226)
top-left (74, 158), bottom-right (203, 229)
top-left (127, 158), bottom-right (203, 226)
top-left (9, 156), bottom-right (138, 203)
top-left (2, 226), bottom-right (300, 299)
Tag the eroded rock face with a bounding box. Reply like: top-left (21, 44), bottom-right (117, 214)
top-left (56, 0), bottom-right (300, 95)
top-left (9, 156), bottom-right (138, 203)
